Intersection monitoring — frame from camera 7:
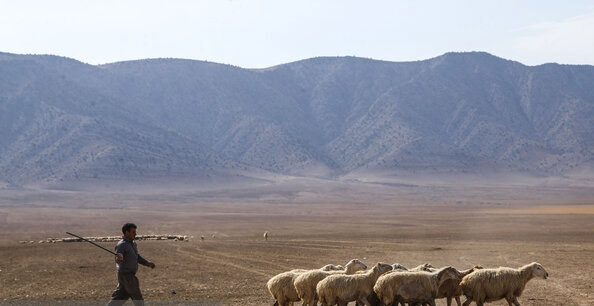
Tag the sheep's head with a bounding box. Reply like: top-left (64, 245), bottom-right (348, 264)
top-left (373, 262), bottom-right (393, 274)
top-left (461, 265), bottom-right (484, 276)
top-left (420, 263), bottom-right (435, 271)
top-left (530, 262), bottom-right (549, 279)
top-left (436, 267), bottom-right (460, 285)
top-left (392, 263), bottom-right (408, 271)
top-left (320, 264), bottom-right (344, 271)
top-left (345, 259), bottom-right (367, 273)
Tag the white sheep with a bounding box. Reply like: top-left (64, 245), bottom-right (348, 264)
top-left (266, 264), bottom-right (348, 306)
top-left (317, 262), bottom-right (393, 306)
top-left (294, 259), bottom-right (367, 306)
top-left (320, 264), bottom-right (346, 271)
top-left (373, 266), bottom-right (460, 306)
top-left (354, 263), bottom-right (430, 306)
top-left (459, 262), bottom-right (548, 306)
top-left (392, 263), bottom-right (408, 271)
top-left (435, 265), bottom-right (483, 306)
top-left (409, 263), bottom-right (434, 272)
top-left (363, 267), bottom-right (410, 306)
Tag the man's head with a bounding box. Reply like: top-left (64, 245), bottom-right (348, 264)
top-left (122, 223), bottom-right (137, 240)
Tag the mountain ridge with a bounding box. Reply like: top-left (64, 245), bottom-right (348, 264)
top-left (1, 51), bottom-right (593, 186)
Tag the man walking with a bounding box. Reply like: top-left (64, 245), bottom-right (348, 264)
top-left (107, 223), bottom-right (155, 306)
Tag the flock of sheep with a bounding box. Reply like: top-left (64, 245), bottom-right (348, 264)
top-left (266, 260), bottom-right (549, 306)
top-left (20, 234), bottom-right (190, 244)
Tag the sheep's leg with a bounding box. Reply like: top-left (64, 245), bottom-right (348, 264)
top-left (461, 298), bottom-right (473, 306)
top-left (326, 297), bottom-right (337, 306)
top-left (446, 297), bottom-right (452, 306)
top-left (382, 297), bottom-right (396, 306)
top-left (511, 296), bottom-right (521, 306)
top-left (318, 295), bottom-right (326, 306)
top-left (359, 296), bottom-right (372, 306)
top-left (455, 296), bottom-right (462, 306)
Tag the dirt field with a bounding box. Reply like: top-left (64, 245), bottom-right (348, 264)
top-left (0, 179), bottom-right (593, 305)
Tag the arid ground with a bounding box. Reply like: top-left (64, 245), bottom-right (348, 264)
top-left (0, 177), bottom-right (593, 305)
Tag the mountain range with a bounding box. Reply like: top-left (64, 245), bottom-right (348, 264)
top-left (1, 51), bottom-right (593, 186)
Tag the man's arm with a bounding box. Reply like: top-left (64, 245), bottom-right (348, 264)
top-left (114, 243), bottom-right (125, 263)
top-left (137, 254), bottom-right (149, 265)
top-left (138, 254), bottom-right (155, 269)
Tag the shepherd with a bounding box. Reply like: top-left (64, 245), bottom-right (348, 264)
top-left (107, 223), bottom-right (156, 306)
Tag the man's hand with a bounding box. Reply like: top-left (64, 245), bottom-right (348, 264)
top-left (116, 253), bottom-right (124, 261)
top-left (147, 262), bottom-right (155, 269)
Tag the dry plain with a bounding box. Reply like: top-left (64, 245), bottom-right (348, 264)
top-left (0, 178), bottom-right (593, 306)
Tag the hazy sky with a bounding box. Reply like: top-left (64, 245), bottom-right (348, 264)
top-left (1, 0), bottom-right (593, 67)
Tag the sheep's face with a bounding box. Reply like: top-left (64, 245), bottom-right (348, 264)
top-left (345, 259), bottom-right (367, 272)
top-left (377, 263), bottom-right (393, 274)
top-left (392, 263), bottom-right (407, 271)
top-left (531, 263), bottom-right (549, 279)
top-left (320, 264), bottom-right (344, 271)
top-left (421, 263), bottom-right (434, 271)
top-left (437, 267), bottom-right (460, 284)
